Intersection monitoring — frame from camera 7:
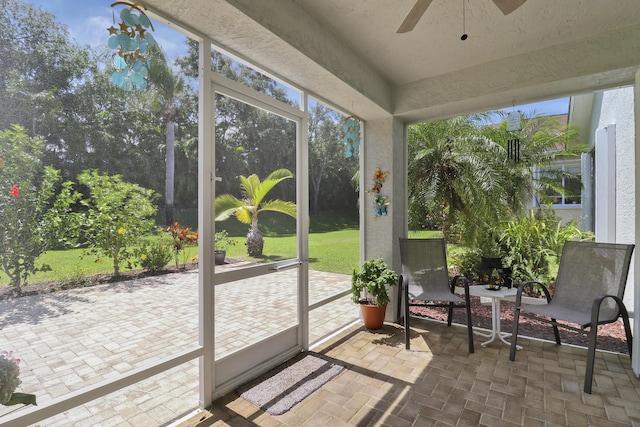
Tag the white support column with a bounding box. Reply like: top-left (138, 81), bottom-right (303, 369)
top-left (361, 117), bottom-right (407, 322)
top-left (595, 125), bottom-right (616, 242)
top-left (298, 93), bottom-right (310, 350)
top-left (198, 37), bottom-right (215, 407)
top-left (633, 69), bottom-right (640, 376)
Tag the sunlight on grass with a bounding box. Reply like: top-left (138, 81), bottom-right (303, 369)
top-left (1, 228), bottom-right (443, 287)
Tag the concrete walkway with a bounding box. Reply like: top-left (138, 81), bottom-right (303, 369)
top-left (0, 267), bottom-right (356, 426)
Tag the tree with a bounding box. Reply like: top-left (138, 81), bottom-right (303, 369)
top-left (308, 104), bottom-right (358, 215)
top-left (0, 0), bottom-right (88, 138)
top-left (407, 112), bottom-right (584, 245)
top-left (408, 114), bottom-right (510, 241)
top-left (215, 169), bottom-right (297, 256)
top-left (76, 170), bottom-right (158, 275)
top-left (0, 125), bottom-right (74, 293)
top-left (148, 45), bottom-right (185, 225)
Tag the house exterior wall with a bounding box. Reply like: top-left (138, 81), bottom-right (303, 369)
top-left (587, 86), bottom-right (636, 311)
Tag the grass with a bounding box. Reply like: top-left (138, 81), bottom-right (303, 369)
top-left (0, 211), bottom-right (444, 287)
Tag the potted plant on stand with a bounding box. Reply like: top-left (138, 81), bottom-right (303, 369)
top-left (351, 257), bottom-right (398, 330)
top-left (214, 230), bottom-right (237, 265)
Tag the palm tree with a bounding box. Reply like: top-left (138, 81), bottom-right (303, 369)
top-left (408, 114), bottom-right (510, 242)
top-left (408, 112), bottom-right (584, 247)
top-left (215, 169), bottom-right (297, 257)
top-left (148, 44), bottom-right (184, 225)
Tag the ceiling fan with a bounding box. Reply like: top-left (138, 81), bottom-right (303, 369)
top-left (397, 0), bottom-right (527, 33)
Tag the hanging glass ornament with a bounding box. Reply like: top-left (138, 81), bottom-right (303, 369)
top-left (342, 115), bottom-right (361, 158)
top-left (107, 1), bottom-right (156, 91)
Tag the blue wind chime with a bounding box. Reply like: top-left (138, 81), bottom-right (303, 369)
top-left (107, 1), bottom-right (156, 91)
top-left (342, 116), bottom-right (361, 158)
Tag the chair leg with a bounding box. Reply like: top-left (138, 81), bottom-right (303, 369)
top-left (510, 307), bottom-right (521, 361)
top-left (464, 297), bottom-right (474, 354)
top-left (404, 284), bottom-right (411, 350)
top-left (464, 286), bottom-right (475, 353)
top-left (584, 325), bottom-right (598, 394)
top-left (551, 319), bottom-right (561, 345)
top-left (447, 302), bottom-right (454, 326)
top-left (620, 309), bottom-right (633, 358)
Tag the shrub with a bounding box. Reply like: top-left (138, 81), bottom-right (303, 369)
top-left (76, 170), bottom-right (158, 275)
top-left (500, 208), bottom-right (593, 283)
top-left (134, 239), bottom-right (173, 273)
top-left (0, 125), bottom-right (77, 293)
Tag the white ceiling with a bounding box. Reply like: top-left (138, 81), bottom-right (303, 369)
top-left (146, 0), bottom-right (640, 122)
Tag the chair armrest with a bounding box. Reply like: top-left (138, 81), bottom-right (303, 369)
top-left (451, 275), bottom-right (472, 298)
top-left (590, 294), bottom-right (628, 326)
top-left (515, 280), bottom-right (552, 306)
top-left (450, 274), bottom-right (469, 291)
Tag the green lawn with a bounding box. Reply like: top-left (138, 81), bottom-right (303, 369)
top-left (1, 218), bottom-right (443, 287)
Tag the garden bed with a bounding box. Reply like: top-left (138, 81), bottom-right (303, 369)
top-left (411, 296), bottom-right (630, 354)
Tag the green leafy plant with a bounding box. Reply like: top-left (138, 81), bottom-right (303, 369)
top-left (351, 257), bottom-right (398, 307)
top-left (76, 170), bottom-right (158, 276)
top-left (214, 230), bottom-right (237, 252)
top-left (134, 239), bottom-right (173, 273)
top-left (0, 125), bottom-right (77, 294)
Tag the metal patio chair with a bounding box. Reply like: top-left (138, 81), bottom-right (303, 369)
top-left (399, 238), bottom-right (474, 353)
top-left (509, 240), bottom-right (634, 393)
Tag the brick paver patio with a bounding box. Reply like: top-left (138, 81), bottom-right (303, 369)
top-left (2, 267), bottom-right (640, 426)
top-left (0, 267), bottom-right (355, 426)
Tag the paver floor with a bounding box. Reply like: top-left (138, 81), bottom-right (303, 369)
top-left (0, 267), bottom-right (356, 426)
top-left (214, 320), bottom-right (640, 426)
top-left (2, 267), bottom-right (640, 426)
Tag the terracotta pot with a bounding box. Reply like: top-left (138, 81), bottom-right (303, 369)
top-left (360, 303), bottom-right (387, 330)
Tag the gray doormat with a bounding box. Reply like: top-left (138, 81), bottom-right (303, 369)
top-left (237, 352), bottom-right (345, 415)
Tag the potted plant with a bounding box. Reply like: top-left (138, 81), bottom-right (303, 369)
top-left (351, 257), bottom-right (398, 329)
top-left (214, 230), bottom-right (237, 265)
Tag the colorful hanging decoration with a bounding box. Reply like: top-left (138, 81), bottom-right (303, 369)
top-left (342, 115), bottom-right (361, 158)
top-left (373, 194), bottom-right (389, 216)
top-left (368, 167), bottom-right (390, 217)
top-left (107, 1), bottom-right (156, 91)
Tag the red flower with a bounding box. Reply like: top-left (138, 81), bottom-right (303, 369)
top-left (10, 185), bottom-right (19, 197)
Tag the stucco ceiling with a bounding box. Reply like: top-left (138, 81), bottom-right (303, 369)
top-left (145, 0), bottom-right (640, 122)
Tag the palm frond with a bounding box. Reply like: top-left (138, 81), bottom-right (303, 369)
top-left (214, 194), bottom-right (244, 221)
top-left (259, 199), bottom-right (297, 218)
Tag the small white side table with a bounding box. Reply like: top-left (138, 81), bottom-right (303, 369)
top-left (468, 286), bottom-right (521, 349)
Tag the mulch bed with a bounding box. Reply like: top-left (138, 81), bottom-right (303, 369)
top-left (411, 296), bottom-right (631, 354)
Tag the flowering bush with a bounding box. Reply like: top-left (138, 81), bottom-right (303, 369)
top-left (165, 222), bottom-right (198, 269)
top-left (134, 239), bottom-right (173, 273)
top-left (0, 125), bottom-right (77, 294)
top-left (74, 170), bottom-right (158, 275)
top-left (0, 350), bottom-right (36, 406)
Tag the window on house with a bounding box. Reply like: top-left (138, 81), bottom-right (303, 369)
top-left (538, 161), bottom-right (582, 206)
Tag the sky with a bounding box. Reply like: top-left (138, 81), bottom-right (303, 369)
top-left (24, 0), bottom-right (570, 119)
top-left (26, 0), bottom-right (187, 61)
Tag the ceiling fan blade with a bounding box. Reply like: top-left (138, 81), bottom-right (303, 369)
top-left (396, 0), bottom-right (434, 33)
top-left (491, 0), bottom-right (527, 15)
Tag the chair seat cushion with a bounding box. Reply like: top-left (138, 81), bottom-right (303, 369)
top-left (520, 303), bottom-right (598, 328)
top-left (410, 290), bottom-right (464, 304)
